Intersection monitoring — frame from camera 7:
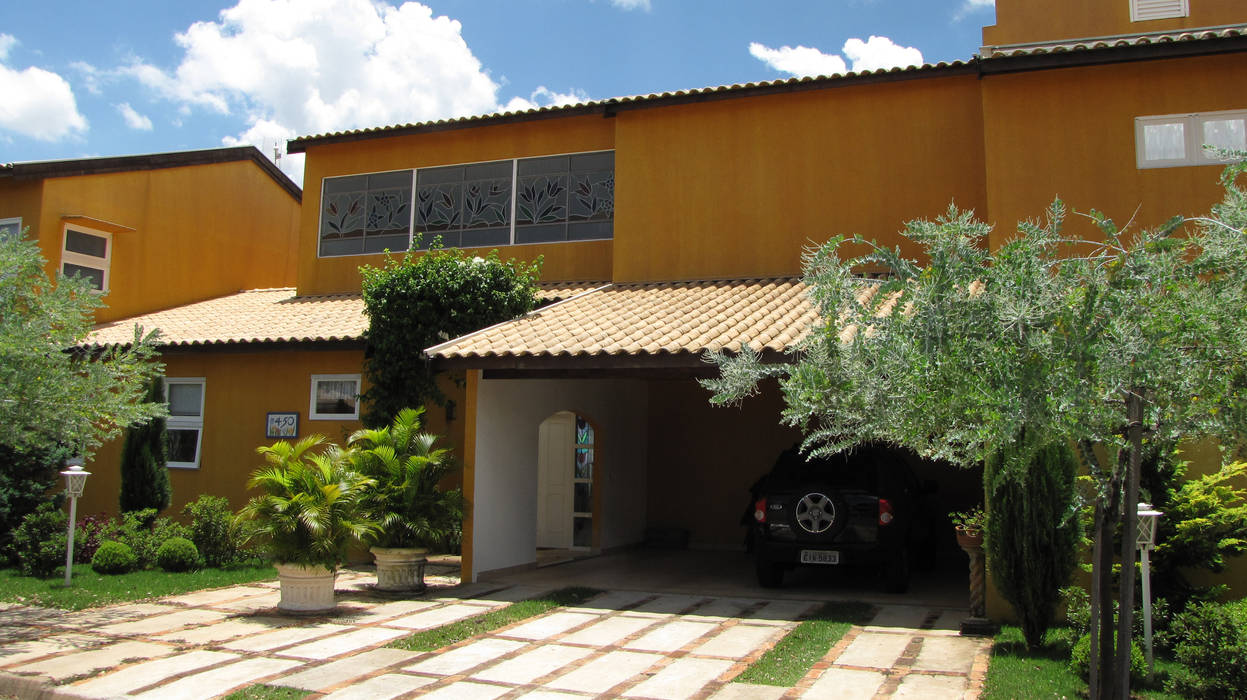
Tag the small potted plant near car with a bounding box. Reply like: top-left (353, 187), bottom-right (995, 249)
top-left (950, 506), bottom-right (986, 550)
top-left (236, 436), bottom-right (378, 613)
top-left (349, 407), bottom-right (465, 593)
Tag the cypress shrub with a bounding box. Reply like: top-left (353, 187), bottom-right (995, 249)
top-left (119, 379), bottom-right (172, 515)
top-left (986, 439), bottom-right (1079, 649)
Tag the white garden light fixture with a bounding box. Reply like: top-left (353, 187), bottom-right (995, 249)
top-left (61, 458), bottom-right (90, 587)
top-left (1137, 502), bottom-right (1163, 674)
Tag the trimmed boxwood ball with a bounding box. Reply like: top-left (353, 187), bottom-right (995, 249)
top-left (155, 537), bottom-right (200, 572)
top-left (91, 540), bottom-right (137, 575)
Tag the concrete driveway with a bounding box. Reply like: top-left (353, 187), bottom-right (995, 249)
top-left (0, 555), bottom-right (989, 699)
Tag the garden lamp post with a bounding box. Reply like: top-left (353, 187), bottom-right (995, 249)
top-left (1137, 502), bottom-right (1162, 674)
top-left (61, 459), bottom-right (90, 586)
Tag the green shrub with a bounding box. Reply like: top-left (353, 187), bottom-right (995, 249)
top-left (12, 502), bottom-right (68, 578)
top-left (1069, 632), bottom-right (1145, 685)
top-left (156, 537), bottom-right (199, 572)
top-left (1166, 599), bottom-right (1247, 699)
top-left (74, 512), bottom-right (121, 564)
top-left (119, 379), bottom-right (172, 515)
top-left (117, 509), bottom-right (190, 568)
top-left (183, 495), bottom-right (241, 567)
top-left (0, 443), bottom-right (72, 564)
top-left (91, 540), bottom-right (137, 574)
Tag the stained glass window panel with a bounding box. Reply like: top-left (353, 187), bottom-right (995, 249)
top-left (576, 417), bottom-right (594, 445)
top-left (575, 448), bottom-right (593, 479)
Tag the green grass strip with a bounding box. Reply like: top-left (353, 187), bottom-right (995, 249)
top-left (389, 586), bottom-right (600, 651)
top-left (734, 601), bottom-right (875, 687)
top-left (221, 684), bottom-right (306, 700)
top-left (0, 565), bottom-right (277, 611)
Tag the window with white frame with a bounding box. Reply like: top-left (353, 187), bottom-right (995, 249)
top-left (1131, 0), bottom-right (1188, 22)
top-left (165, 378), bottom-right (205, 469)
top-left (317, 150), bottom-right (614, 257)
top-left (60, 225), bottom-right (112, 291)
top-left (309, 374), bottom-right (361, 420)
top-left (0, 217), bottom-right (21, 241)
top-left (1136, 110), bottom-right (1247, 169)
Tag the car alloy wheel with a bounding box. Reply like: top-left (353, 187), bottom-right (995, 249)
top-left (795, 491), bottom-right (836, 534)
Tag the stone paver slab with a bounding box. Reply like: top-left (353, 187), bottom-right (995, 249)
top-left (560, 615), bottom-right (656, 647)
top-left (97, 608), bottom-right (228, 636)
top-left (627, 594), bottom-right (702, 616)
top-left (694, 624), bottom-right (784, 658)
top-left (911, 635), bottom-right (984, 674)
top-left (833, 631), bottom-right (911, 669)
top-left (892, 672), bottom-right (968, 699)
top-left (339, 599), bottom-right (439, 623)
top-left (863, 605), bottom-right (928, 631)
top-left (470, 585), bottom-right (549, 604)
top-left (162, 585), bottom-right (272, 606)
top-left (471, 644), bottom-right (593, 685)
top-left (153, 616), bottom-right (294, 644)
top-left (502, 611), bottom-right (598, 640)
top-left (688, 598), bottom-right (755, 621)
top-left (417, 681), bottom-right (510, 700)
top-left (320, 672), bottom-right (435, 700)
top-left (278, 647), bottom-right (417, 691)
top-left (625, 619), bottom-right (719, 652)
top-left (221, 623), bottom-right (351, 652)
top-left (406, 638), bottom-right (526, 676)
top-left (0, 634), bottom-right (102, 668)
top-left (802, 666), bottom-right (887, 700)
top-left (0, 607), bottom-right (59, 627)
top-left (565, 590), bottom-right (651, 613)
top-left (49, 603), bottom-right (176, 628)
top-left (546, 650), bottom-right (662, 694)
top-left (930, 610), bottom-right (966, 635)
top-left (709, 683), bottom-right (789, 699)
top-left (278, 626), bottom-right (408, 659)
top-left (624, 656), bottom-right (734, 700)
top-left (747, 600), bottom-right (817, 625)
top-left (515, 692), bottom-right (593, 700)
top-left (211, 592), bottom-right (281, 612)
top-left (384, 603), bottom-right (490, 630)
top-left (69, 650), bottom-right (237, 698)
top-left (12, 641), bottom-right (173, 681)
top-left (131, 657), bottom-right (301, 700)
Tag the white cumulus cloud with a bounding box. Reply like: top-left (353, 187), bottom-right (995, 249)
top-left (124, 0), bottom-right (568, 183)
top-left (750, 35), bottom-right (923, 78)
top-left (0, 34), bottom-right (88, 142)
top-left (116, 103), bottom-right (153, 131)
top-left (610, 0), bottom-right (652, 10)
top-left (503, 86), bottom-right (591, 113)
top-left (955, 0), bottom-right (995, 21)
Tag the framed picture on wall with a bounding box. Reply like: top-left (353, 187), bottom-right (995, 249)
top-left (266, 412), bottom-right (299, 439)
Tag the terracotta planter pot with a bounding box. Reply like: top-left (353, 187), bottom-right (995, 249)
top-left (371, 546), bottom-right (429, 593)
top-left (275, 562), bottom-right (337, 613)
top-left (955, 526), bottom-right (984, 551)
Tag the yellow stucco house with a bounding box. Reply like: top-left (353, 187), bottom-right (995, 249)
top-left (78, 0), bottom-right (1247, 617)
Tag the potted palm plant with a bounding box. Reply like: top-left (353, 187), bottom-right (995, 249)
top-left (349, 407), bottom-right (465, 593)
top-left (236, 436), bottom-right (378, 612)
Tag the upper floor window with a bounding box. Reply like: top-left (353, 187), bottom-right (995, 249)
top-left (1131, 0), bottom-right (1189, 22)
top-left (1136, 110), bottom-right (1246, 169)
top-left (165, 378), bottom-right (205, 469)
top-left (0, 217), bottom-right (21, 241)
top-left (318, 150), bottom-right (614, 257)
top-left (60, 225), bottom-right (111, 292)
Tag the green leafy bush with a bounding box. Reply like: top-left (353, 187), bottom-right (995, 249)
top-left (183, 494), bottom-right (243, 567)
top-left (156, 537), bottom-right (199, 572)
top-left (0, 443), bottom-right (71, 564)
top-left (119, 379), bottom-right (172, 515)
top-left (12, 502), bottom-right (68, 578)
top-left (74, 512), bottom-right (121, 564)
top-left (1166, 599), bottom-right (1247, 699)
top-left (91, 540), bottom-right (137, 574)
top-left (1069, 632), bottom-right (1145, 685)
top-left (117, 509), bottom-right (190, 568)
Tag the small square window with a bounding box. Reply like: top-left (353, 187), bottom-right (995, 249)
top-left (164, 378), bottom-right (205, 469)
top-left (0, 217), bottom-right (21, 241)
top-left (60, 225), bottom-right (111, 292)
top-left (309, 374), bottom-right (361, 420)
top-left (1137, 110), bottom-right (1247, 168)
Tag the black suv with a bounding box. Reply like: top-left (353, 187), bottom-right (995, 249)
top-left (746, 443), bottom-right (935, 593)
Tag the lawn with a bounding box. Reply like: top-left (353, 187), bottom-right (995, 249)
top-left (982, 625), bottom-right (1184, 700)
top-left (0, 565), bottom-right (277, 610)
top-left (389, 587), bottom-right (600, 651)
top-left (733, 600), bottom-right (876, 686)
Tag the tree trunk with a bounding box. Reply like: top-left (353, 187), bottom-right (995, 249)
top-left (1092, 456), bottom-right (1123, 700)
top-left (1115, 391), bottom-right (1144, 699)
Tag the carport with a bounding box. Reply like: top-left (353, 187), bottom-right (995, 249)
top-left (427, 278), bottom-right (981, 603)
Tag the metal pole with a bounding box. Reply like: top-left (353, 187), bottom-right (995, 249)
top-left (1141, 546), bottom-right (1154, 674)
top-left (63, 494), bottom-right (78, 587)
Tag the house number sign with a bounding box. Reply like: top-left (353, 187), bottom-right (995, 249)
top-left (266, 412), bottom-right (299, 439)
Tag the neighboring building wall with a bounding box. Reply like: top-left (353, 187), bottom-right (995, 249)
top-left (35, 160), bottom-right (300, 323)
top-left (0, 178), bottom-right (43, 240)
top-left (470, 377), bottom-right (649, 579)
top-left (984, 0), bottom-right (1242, 48)
top-left (980, 53), bottom-right (1247, 251)
top-left (296, 115), bottom-right (616, 296)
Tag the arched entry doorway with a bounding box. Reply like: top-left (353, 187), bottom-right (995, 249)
top-left (536, 411), bottom-right (596, 552)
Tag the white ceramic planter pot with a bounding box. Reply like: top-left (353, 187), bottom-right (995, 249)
top-left (371, 546), bottom-right (429, 593)
top-left (275, 562), bottom-right (337, 613)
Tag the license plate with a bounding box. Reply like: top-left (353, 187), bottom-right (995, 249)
top-left (800, 550), bottom-right (840, 565)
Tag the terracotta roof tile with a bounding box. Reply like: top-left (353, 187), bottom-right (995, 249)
top-left (983, 25), bottom-right (1247, 57)
top-left (425, 278), bottom-right (819, 361)
top-left (86, 282), bottom-right (600, 348)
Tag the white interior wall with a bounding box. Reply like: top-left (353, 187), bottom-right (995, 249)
top-left (471, 377), bottom-right (649, 578)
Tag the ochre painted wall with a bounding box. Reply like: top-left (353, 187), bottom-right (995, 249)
top-left (980, 54), bottom-right (1247, 250)
top-left (984, 0), bottom-right (1243, 47)
top-left (612, 75), bottom-right (989, 282)
top-left (0, 179), bottom-right (44, 240)
top-left (33, 160), bottom-right (301, 323)
top-left (297, 115), bottom-right (616, 295)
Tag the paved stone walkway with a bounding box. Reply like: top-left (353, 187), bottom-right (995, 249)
top-left (0, 571), bottom-right (991, 699)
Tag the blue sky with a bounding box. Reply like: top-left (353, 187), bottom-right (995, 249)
top-left (0, 0), bottom-right (995, 184)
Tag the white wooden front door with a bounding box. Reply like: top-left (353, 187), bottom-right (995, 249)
top-left (536, 411), bottom-right (575, 548)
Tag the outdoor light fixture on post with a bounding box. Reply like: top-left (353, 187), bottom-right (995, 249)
top-left (1137, 502), bottom-right (1163, 674)
top-left (61, 458), bottom-right (90, 587)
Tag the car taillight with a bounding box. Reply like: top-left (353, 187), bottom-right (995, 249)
top-left (754, 498), bottom-right (767, 523)
top-left (878, 498), bottom-right (894, 526)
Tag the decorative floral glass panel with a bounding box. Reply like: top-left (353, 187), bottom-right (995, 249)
top-left (576, 417), bottom-right (594, 445)
top-left (320, 170), bottom-right (413, 256)
top-left (575, 448), bottom-right (593, 480)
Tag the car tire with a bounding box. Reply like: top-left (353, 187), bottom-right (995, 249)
top-left (788, 485), bottom-right (850, 541)
top-left (756, 561), bottom-right (784, 588)
top-left (880, 548), bottom-right (910, 594)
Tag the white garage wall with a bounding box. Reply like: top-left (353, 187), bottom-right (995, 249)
top-left (472, 377), bottom-right (649, 578)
